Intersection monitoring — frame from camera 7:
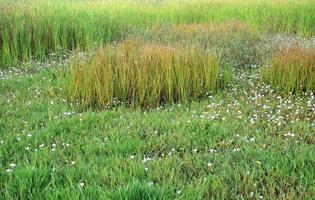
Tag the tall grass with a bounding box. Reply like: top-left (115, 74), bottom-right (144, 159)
top-left (69, 40), bottom-right (232, 108)
top-left (147, 21), bottom-right (261, 67)
top-left (0, 0), bottom-right (314, 68)
top-left (262, 46), bottom-right (315, 94)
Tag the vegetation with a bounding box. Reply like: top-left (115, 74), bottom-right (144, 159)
top-left (262, 46), bottom-right (315, 94)
top-left (69, 40), bottom-right (231, 108)
top-left (0, 0), bottom-right (315, 199)
top-left (147, 21), bottom-right (261, 67)
top-left (1, 0), bottom-right (315, 68)
top-left (0, 67), bottom-right (314, 199)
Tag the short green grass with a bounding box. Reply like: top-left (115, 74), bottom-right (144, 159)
top-left (0, 65), bottom-right (314, 199)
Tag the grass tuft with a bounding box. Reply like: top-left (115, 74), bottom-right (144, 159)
top-left (262, 46), bottom-right (315, 94)
top-left (69, 40), bottom-right (232, 108)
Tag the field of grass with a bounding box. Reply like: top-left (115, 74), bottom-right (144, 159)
top-left (1, 0), bottom-right (315, 199)
top-left (1, 0), bottom-right (315, 68)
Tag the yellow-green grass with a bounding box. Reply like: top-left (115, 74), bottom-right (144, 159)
top-left (69, 40), bottom-right (232, 108)
top-left (150, 20), bottom-right (256, 40)
top-left (262, 46), bottom-right (315, 94)
top-left (1, 0), bottom-right (315, 68)
top-left (147, 21), bottom-right (260, 67)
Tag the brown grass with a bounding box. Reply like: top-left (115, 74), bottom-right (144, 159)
top-left (262, 46), bottom-right (315, 94)
top-left (69, 39), bottom-right (232, 108)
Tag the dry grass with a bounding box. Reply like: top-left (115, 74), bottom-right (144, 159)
top-left (151, 20), bottom-right (256, 39)
top-left (262, 46), bottom-right (315, 93)
top-left (147, 21), bottom-right (262, 68)
top-left (69, 40), bottom-right (232, 108)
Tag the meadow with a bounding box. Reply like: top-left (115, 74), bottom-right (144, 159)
top-left (0, 0), bottom-right (315, 199)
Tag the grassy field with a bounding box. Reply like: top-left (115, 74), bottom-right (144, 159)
top-left (1, 0), bottom-right (315, 199)
top-left (0, 0), bottom-right (315, 68)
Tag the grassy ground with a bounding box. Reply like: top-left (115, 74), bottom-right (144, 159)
top-left (1, 0), bottom-right (315, 199)
top-left (0, 65), bottom-right (314, 199)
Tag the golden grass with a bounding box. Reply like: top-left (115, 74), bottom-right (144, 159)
top-left (151, 20), bottom-right (256, 40)
top-left (262, 46), bottom-right (315, 93)
top-left (69, 40), bottom-right (232, 108)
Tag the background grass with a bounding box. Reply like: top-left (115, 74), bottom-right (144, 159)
top-left (0, 0), bottom-right (315, 68)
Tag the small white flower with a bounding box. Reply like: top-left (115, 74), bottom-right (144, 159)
top-left (207, 162), bottom-right (212, 167)
top-left (10, 163), bottom-right (16, 168)
top-left (233, 148), bottom-right (240, 152)
top-left (6, 169), bottom-right (12, 173)
top-left (39, 144), bottom-right (45, 148)
top-left (142, 157), bottom-right (152, 163)
top-left (71, 161), bottom-right (75, 165)
top-left (79, 182), bottom-right (85, 187)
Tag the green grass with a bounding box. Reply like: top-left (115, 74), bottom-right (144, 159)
top-left (0, 65), bottom-right (314, 199)
top-left (1, 0), bottom-right (315, 68)
top-left (69, 39), bottom-right (232, 108)
top-left (1, 0), bottom-right (315, 199)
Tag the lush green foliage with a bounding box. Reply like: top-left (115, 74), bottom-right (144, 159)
top-left (262, 46), bottom-right (315, 93)
top-left (69, 40), bottom-right (232, 108)
top-left (1, 67), bottom-right (314, 199)
top-left (1, 0), bottom-right (315, 199)
top-left (1, 0), bottom-right (315, 68)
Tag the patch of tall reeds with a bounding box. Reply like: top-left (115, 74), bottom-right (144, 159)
top-left (262, 46), bottom-right (315, 94)
top-left (69, 40), bottom-right (232, 108)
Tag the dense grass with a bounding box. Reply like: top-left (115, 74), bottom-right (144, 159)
top-left (0, 67), bottom-right (314, 199)
top-left (1, 0), bottom-right (315, 199)
top-left (1, 0), bottom-right (315, 68)
top-left (262, 46), bottom-right (315, 94)
top-left (69, 40), bottom-right (232, 108)
top-left (147, 21), bottom-right (262, 67)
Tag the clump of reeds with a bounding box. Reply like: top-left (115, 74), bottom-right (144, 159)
top-left (262, 46), bottom-right (315, 94)
top-left (69, 40), bottom-right (232, 108)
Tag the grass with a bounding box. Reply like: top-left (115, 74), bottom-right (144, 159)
top-left (262, 46), bottom-right (315, 94)
top-left (0, 67), bottom-right (314, 199)
top-left (1, 0), bottom-right (315, 68)
top-left (1, 0), bottom-right (315, 199)
top-left (69, 40), bottom-right (232, 108)
top-left (147, 21), bottom-right (261, 67)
